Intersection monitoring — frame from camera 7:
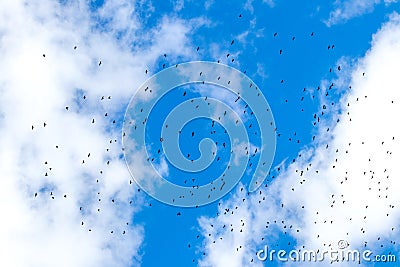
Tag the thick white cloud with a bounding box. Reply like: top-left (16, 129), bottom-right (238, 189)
top-left (198, 11), bottom-right (400, 267)
top-left (0, 1), bottom-right (201, 266)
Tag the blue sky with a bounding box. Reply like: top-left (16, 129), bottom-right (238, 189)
top-left (1, 0), bottom-right (400, 266)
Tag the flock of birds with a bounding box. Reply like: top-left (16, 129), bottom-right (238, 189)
top-left (29, 10), bottom-right (398, 266)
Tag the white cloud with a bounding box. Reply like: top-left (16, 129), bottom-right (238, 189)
top-left (173, 0), bottom-right (185, 12)
top-left (262, 0), bottom-right (275, 7)
top-left (198, 184), bottom-right (265, 267)
top-left (256, 62), bottom-right (268, 81)
top-left (244, 0), bottom-right (255, 14)
top-left (244, 0), bottom-right (274, 14)
top-left (198, 11), bottom-right (400, 267)
top-left (204, 0), bottom-right (215, 10)
top-left (0, 1), bottom-right (201, 266)
top-left (325, 0), bottom-right (398, 26)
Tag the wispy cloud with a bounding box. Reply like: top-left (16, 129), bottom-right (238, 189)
top-left (173, 0), bottom-right (185, 12)
top-left (244, 0), bottom-right (275, 14)
top-left (325, 0), bottom-right (398, 26)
